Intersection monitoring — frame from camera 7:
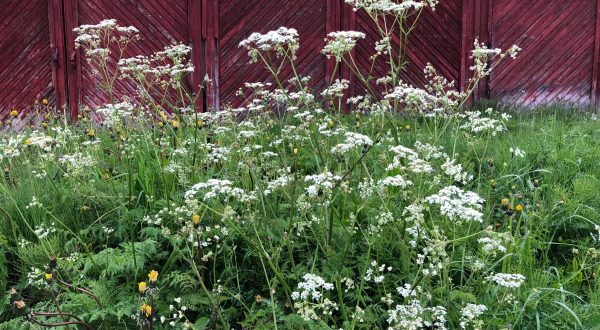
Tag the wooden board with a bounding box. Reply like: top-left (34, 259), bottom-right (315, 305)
top-left (3, 0), bottom-right (600, 117)
top-left (0, 0), bottom-right (59, 118)
top-left (347, 1), bottom-right (462, 98)
top-left (215, 0), bottom-right (330, 109)
top-left (63, 0), bottom-right (200, 115)
top-left (489, 0), bottom-right (597, 107)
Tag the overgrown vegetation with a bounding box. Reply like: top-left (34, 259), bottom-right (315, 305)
top-left (2, 0), bottom-right (600, 329)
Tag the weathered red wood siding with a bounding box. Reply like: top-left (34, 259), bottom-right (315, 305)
top-left (214, 0), bottom-right (330, 109)
top-left (489, 0), bottom-right (597, 107)
top-left (3, 0), bottom-right (600, 117)
top-left (345, 0), bottom-right (462, 98)
top-left (0, 0), bottom-right (60, 118)
top-left (63, 0), bottom-right (199, 114)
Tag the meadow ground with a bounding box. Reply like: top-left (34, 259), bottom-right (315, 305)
top-left (1, 105), bottom-right (600, 329)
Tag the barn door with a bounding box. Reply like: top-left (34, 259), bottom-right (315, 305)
top-left (488, 0), bottom-right (598, 107)
top-left (63, 0), bottom-right (203, 115)
top-left (207, 0), bottom-right (337, 110)
top-left (0, 0), bottom-right (67, 119)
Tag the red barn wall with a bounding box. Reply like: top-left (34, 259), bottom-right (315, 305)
top-left (0, 0), bottom-right (60, 119)
top-left (2, 0), bottom-right (600, 118)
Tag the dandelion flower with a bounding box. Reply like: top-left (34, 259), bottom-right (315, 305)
top-left (148, 270), bottom-right (159, 283)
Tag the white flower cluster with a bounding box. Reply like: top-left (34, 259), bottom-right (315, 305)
top-left (0, 134), bottom-right (25, 160)
top-left (470, 40), bottom-right (520, 78)
top-left (185, 179), bottom-right (257, 203)
top-left (489, 273), bottom-right (526, 288)
top-left (425, 186), bottom-right (484, 223)
top-left (186, 224), bottom-right (229, 249)
top-left (477, 236), bottom-right (507, 256)
top-left (59, 152), bottom-right (96, 175)
top-left (346, 0), bottom-right (438, 15)
top-left (384, 84), bottom-right (435, 110)
top-left (460, 304), bottom-right (487, 329)
top-left (397, 283), bottom-right (419, 298)
top-left (509, 147), bottom-right (526, 158)
top-left (379, 174), bottom-right (413, 189)
top-left (26, 131), bottom-right (55, 152)
top-left (331, 132), bottom-right (373, 155)
top-left (416, 229), bottom-right (448, 277)
top-left (322, 31), bottom-right (365, 61)
top-left (239, 27), bottom-right (299, 62)
top-left (414, 141), bottom-right (447, 160)
top-left (160, 297), bottom-right (192, 328)
top-left (304, 171), bottom-right (342, 198)
top-left (291, 273), bottom-right (338, 321)
top-left (264, 168), bottom-right (293, 195)
top-left (364, 260), bottom-right (392, 283)
top-left (204, 144), bottom-right (231, 164)
top-left (403, 202), bottom-right (428, 247)
top-left (26, 196), bottom-right (43, 209)
top-left (387, 300), bottom-right (447, 330)
top-left (387, 145), bottom-right (434, 174)
top-left (459, 110), bottom-right (507, 136)
top-left (74, 19), bottom-right (139, 61)
top-left (119, 44), bottom-right (194, 81)
top-left (321, 79), bottom-right (350, 98)
top-left (96, 102), bottom-right (135, 127)
top-left (33, 222), bottom-right (56, 239)
top-left (441, 158), bottom-right (473, 185)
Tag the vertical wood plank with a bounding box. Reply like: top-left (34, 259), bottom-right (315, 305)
top-left (188, 0), bottom-right (203, 112)
top-left (460, 0), bottom-right (470, 93)
top-left (63, 0), bottom-right (80, 120)
top-left (48, 0), bottom-right (68, 109)
top-left (203, 0), bottom-right (219, 110)
top-left (341, 1), bottom-right (356, 112)
top-left (326, 0), bottom-right (341, 84)
top-left (592, 0), bottom-right (600, 110)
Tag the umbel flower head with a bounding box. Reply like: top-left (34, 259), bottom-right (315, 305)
top-left (239, 27), bottom-right (299, 63)
top-left (322, 31), bottom-right (365, 61)
top-left (345, 0), bottom-right (438, 15)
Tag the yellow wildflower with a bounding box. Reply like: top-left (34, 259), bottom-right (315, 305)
top-left (24, 139), bottom-right (31, 146)
top-left (501, 198), bottom-right (510, 207)
top-left (42, 99), bottom-right (48, 105)
top-left (10, 110), bottom-right (18, 118)
top-left (192, 214), bottom-right (200, 225)
top-left (515, 204), bottom-right (523, 213)
top-left (44, 273), bottom-right (53, 281)
top-left (148, 270), bottom-right (158, 283)
top-left (140, 303), bottom-right (152, 317)
top-left (138, 281), bottom-right (147, 294)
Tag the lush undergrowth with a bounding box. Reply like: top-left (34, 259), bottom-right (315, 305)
top-left (2, 1), bottom-right (600, 328)
top-left (1, 106), bottom-right (600, 329)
